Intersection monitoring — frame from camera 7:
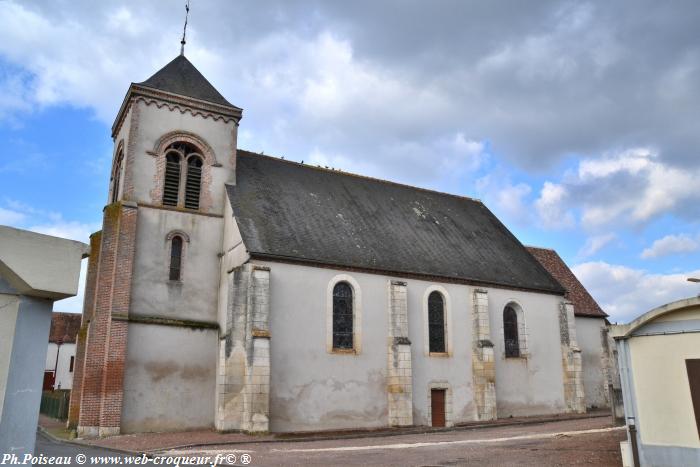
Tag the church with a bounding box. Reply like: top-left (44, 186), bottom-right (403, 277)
top-left (67, 53), bottom-right (611, 437)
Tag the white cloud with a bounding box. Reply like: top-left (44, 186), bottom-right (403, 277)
top-left (641, 234), bottom-right (700, 259)
top-left (535, 182), bottom-right (575, 229)
top-left (494, 182), bottom-right (532, 225)
top-left (578, 233), bottom-right (616, 257)
top-left (29, 219), bottom-right (96, 243)
top-left (0, 207), bottom-right (26, 224)
top-left (572, 261), bottom-right (700, 323)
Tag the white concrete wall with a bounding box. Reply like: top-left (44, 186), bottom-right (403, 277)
top-left (121, 322), bottom-right (218, 433)
top-left (44, 342), bottom-right (77, 390)
top-left (258, 260), bottom-right (569, 432)
top-left (129, 208), bottom-right (222, 324)
top-left (628, 308), bottom-right (700, 449)
top-left (575, 316), bottom-right (609, 409)
top-left (489, 288), bottom-right (568, 417)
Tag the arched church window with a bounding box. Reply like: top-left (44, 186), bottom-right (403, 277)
top-left (161, 142), bottom-right (203, 209)
top-left (185, 155), bottom-right (203, 210)
top-left (163, 151), bottom-right (181, 206)
top-left (169, 235), bottom-right (183, 281)
top-left (504, 305), bottom-right (520, 358)
top-left (332, 282), bottom-right (354, 350)
top-left (110, 147), bottom-right (124, 204)
top-left (428, 291), bottom-right (446, 353)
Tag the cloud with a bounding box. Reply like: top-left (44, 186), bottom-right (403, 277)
top-left (0, 207), bottom-right (26, 225)
top-left (573, 261), bottom-right (700, 323)
top-left (578, 233), bottom-right (616, 258)
top-left (535, 182), bottom-right (575, 229)
top-left (641, 234), bottom-right (699, 259)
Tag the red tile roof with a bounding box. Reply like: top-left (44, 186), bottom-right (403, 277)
top-left (526, 247), bottom-right (608, 318)
top-left (49, 312), bottom-right (82, 344)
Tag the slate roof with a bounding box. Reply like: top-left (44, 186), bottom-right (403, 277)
top-left (227, 151), bottom-right (566, 295)
top-left (138, 55), bottom-right (237, 108)
top-left (526, 247), bottom-right (608, 318)
top-left (49, 312), bottom-right (82, 344)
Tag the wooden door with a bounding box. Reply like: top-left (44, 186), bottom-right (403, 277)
top-left (42, 371), bottom-right (55, 391)
top-left (431, 389), bottom-right (446, 427)
top-left (687, 359), bottom-right (700, 439)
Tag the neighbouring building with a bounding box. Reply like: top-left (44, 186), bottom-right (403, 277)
top-left (610, 296), bottom-right (700, 467)
top-left (0, 226), bottom-right (87, 456)
top-left (70, 53), bottom-right (608, 437)
top-left (44, 312), bottom-right (82, 391)
top-left (526, 247), bottom-right (612, 410)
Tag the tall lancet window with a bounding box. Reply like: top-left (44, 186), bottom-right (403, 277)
top-left (504, 306), bottom-right (520, 358)
top-left (169, 235), bottom-right (183, 281)
top-left (428, 291), bottom-right (446, 353)
top-left (111, 147), bottom-right (124, 204)
top-left (161, 142), bottom-right (203, 209)
top-left (185, 156), bottom-right (203, 210)
top-left (332, 282), bottom-right (354, 350)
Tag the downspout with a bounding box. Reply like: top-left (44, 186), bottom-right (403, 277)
top-left (53, 339), bottom-right (63, 391)
top-left (617, 338), bottom-right (641, 467)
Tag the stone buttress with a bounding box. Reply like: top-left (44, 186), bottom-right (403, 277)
top-left (471, 289), bottom-right (497, 421)
top-left (387, 280), bottom-right (413, 427)
top-left (559, 302), bottom-right (586, 413)
top-left (216, 263), bottom-right (271, 432)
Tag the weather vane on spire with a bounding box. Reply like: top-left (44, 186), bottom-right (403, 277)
top-left (180, 0), bottom-right (190, 56)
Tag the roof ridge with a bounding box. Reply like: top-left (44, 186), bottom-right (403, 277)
top-left (236, 149), bottom-right (483, 204)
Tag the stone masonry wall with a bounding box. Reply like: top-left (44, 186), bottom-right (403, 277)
top-left (471, 289), bottom-right (497, 421)
top-left (387, 280), bottom-right (413, 427)
top-left (216, 264), bottom-right (270, 433)
top-left (559, 302), bottom-right (585, 413)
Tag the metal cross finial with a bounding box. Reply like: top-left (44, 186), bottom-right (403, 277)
top-left (180, 0), bottom-right (191, 56)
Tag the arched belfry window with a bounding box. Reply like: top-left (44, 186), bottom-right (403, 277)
top-left (161, 142), bottom-right (203, 209)
top-left (428, 291), bottom-right (446, 353)
top-left (169, 235), bottom-right (183, 281)
top-left (504, 305), bottom-right (520, 358)
top-left (185, 156), bottom-right (203, 210)
top-left (110, 147), bottom-right (124, 204)
top-left (332, 282), bottom-right (354, 350)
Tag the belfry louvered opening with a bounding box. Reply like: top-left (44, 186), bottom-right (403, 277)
top-left (161, 142), bottom-right (204, 209)
top-left (185, 156), bottom-right (203, 210)
top-left (163, 152), bottom-right (181, 206)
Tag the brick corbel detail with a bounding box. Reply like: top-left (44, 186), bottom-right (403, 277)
top-left (77, 202), bottom-right (138, 438)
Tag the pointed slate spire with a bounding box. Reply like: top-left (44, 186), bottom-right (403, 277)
top-left (138, 55), bottom-right (237, 108)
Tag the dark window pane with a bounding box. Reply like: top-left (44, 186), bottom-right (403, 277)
top-left (428, 291), bottom-right (446, 353)
top-left (111, 149), bottom-right (123, 204)
top-left (504, 306), bottom-right (520, 358)
top-left (170, 236), bottom-right (183, 281)
top-left (333, 282), bottom-right (353, 349)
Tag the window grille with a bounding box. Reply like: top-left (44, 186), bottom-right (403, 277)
top-left (332, 282), bottom-right (353, 349)
top-left (504, 306), bottom-right (520, 358)
top-left (428, 291), bottom-right (446, 353)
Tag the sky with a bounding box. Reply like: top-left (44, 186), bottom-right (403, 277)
top-left (1, 0), bottom-right (699, 323)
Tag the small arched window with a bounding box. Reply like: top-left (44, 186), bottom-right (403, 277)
top-left (163, 152), bottom-right (181, 206)
top-left (504, 306), bottom-right (520, 358)
top-left (169, 236), bottom-right (183, 281)
top-left (185, 156), bottom-right (203, 210)
top-left (428, 291), bottom-right (446, 353)
top-left (332, 282), bottom-right (353, 350)
top-left (110, 147), bottom-right (124, 204)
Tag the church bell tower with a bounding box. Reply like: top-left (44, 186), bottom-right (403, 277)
top-left (68, 54), bottom-right (242, 437)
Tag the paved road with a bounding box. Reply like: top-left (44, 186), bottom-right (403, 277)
top-left (154, 417), bottom-right (626, 467)
top-left (33, 431), bottom-right (177, 467)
